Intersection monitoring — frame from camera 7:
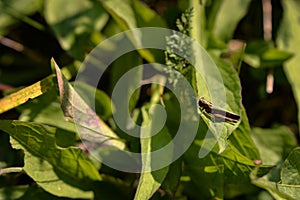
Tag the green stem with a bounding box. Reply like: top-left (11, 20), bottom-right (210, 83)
top-left (190, 0), bottom-right (207, 48)
top-left (0, 167), bottom-right (23, 175)
top-left (189, 0), bottom-right (207, 97)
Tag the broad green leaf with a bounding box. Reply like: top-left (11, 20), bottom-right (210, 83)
top-left (251, 178), bottom-right (298, 200)
top-left (45, 0), bottom-right (109, 60)
top-left (210, 55), bottom-right (242, 117)
top-left (184, 165), bottom-right (224, 199)
top-left (205, 0), bottom-right (222, 33)
top-left (18, 88), bottom-right (75, 132)
top-left (0, 0), bottom-right (44, 34)
top-left (185, 2), bottom-right (243, 154)
top-left (251, 126), bottom-right (297, 166)
top-left (186, 142), bottom-right (254, 183)
top-left (230, 107), bottom-right (261, 161)
top-left (74, 81), bottom-right (113, 121)
top-left (99, 0), bottom-right (155, 62)
top-left (162, 93), bottom-right (181, 135)
top-left (134, 94), bottom-right (172, 200)
top-left (223, 183), bottom-right (263, 199)
top-left (211, 0), bottom-right (251, 42)
top-left (206, 33), bottom-right (227, 49)
top-left (99, 0), bottom-right (136, 30)
top-left (260, 48), bottom-right (293, 67)
top-left (18, 150), bottom-right (93, 199)
top-left (53, 59), bottom-right (125, 150)
top-left (252, 126), bottom-right (297, 195)
top-left (186, 142), bottom-right (272, 186)
top-left (60, 60), bottom-right (82, 81)
top-left (17, 186), bottom-right (75, 200)
top-left (160, 159), bottom-right (182, 197)
top-left (0, 120), bottom-right (100, 198)
top-left (244, 40), bottom-right (293, 68)
top-left (196, 52), bottom-right (242, 154)
top-left (132, 0), bottom-right (166, 28)
top-left (0, 75), bottom-right (56, 114)
top-left (108, 51), bottom-right (142, 113)
top-left (17, 89), bottom-right (77, 148)
top-left (251, 148), bottom-right (300, 199)
top-left (282, 148), bottom-right (300, 185)
top-left (184, 118), bottom-right (271, 185)
top-left (243, 54), bottom-right (261, 68)
top-left (277, 0), bottom-right (300, 135)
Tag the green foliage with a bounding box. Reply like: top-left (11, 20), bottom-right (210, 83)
top-left (0, 120), bottom-right (100, 199)
top-left (45, 0), bottom-right (108, 60)
top-left (277, 0), bottom-right (300, 135)
top-left (0, 0), bottom-right (299, 199)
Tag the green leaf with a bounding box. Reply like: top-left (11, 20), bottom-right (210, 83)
top-left (16, 87), bottom-right (77, 148)
top-left (250, 126), bottom-right (298, 199)
top-left (53, 59), bottom-right (125, 150)
top-left (134, 87), bottom-right (172, 200)
top-left (230, 107), bottom-right (261, 161)
top-left (0, 120), bottom-right (100, 199)
top-left (251, 126), bottom-right (297, 166)
top-left (260, 48), bottom-right (293, 67)
top-left (0, 0), bottom-right (44, 34)
top-left (160, 159), bottom-right (182, 197)
top-left (134, 116), bottom-right (171, 199)
top-left (74, 81), bottom-right (113, 121)
top-left (45, 0), bottom-right (108, 60)
top-left (184, 165), bottom-right (224, 199)
top-left (99, 0), bottom-right (155, 62)
top-left (244, 40), bottom-right (294, 68)
top-left (0, 75), bottom-right (56, 114)
top-left (243, 54), bottom-right (261, 68)
top-left (196, 52), bottom-right (242, 154)
top-left (184, 118), bottom-right (271, 185)
top-left (243, 40), bottom-right (268, 68)
top-left (206, 33), bottom-right (227, 49)
top-left (277, 0), bottom-right (300, 135)
top-left (18, 88), bottom-right (75, 133)
top-left (211, 0), bottom-right (252, 42)
top-left (132, 0), bottom-right (166, 28)
top-left (282, 148), bottom-right (300, 185)
top-left (245, 40), bottom-right (272, 55)
top-left (18, 186), bottom-right (76, 200)
top-left (99, 0), bottom-right (136, 30)
top-left (108, 51), bottom-right (143, 113)
top-left (251, 148), bottom-right (300, 199)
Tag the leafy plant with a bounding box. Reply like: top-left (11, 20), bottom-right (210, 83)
top-left (0, 0), bottom-right (299, 199)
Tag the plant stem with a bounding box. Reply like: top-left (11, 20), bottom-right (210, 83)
top-left (190, 0), bottom-right (207, 48)
top-left (0, 167), bottom-right (23, 175)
